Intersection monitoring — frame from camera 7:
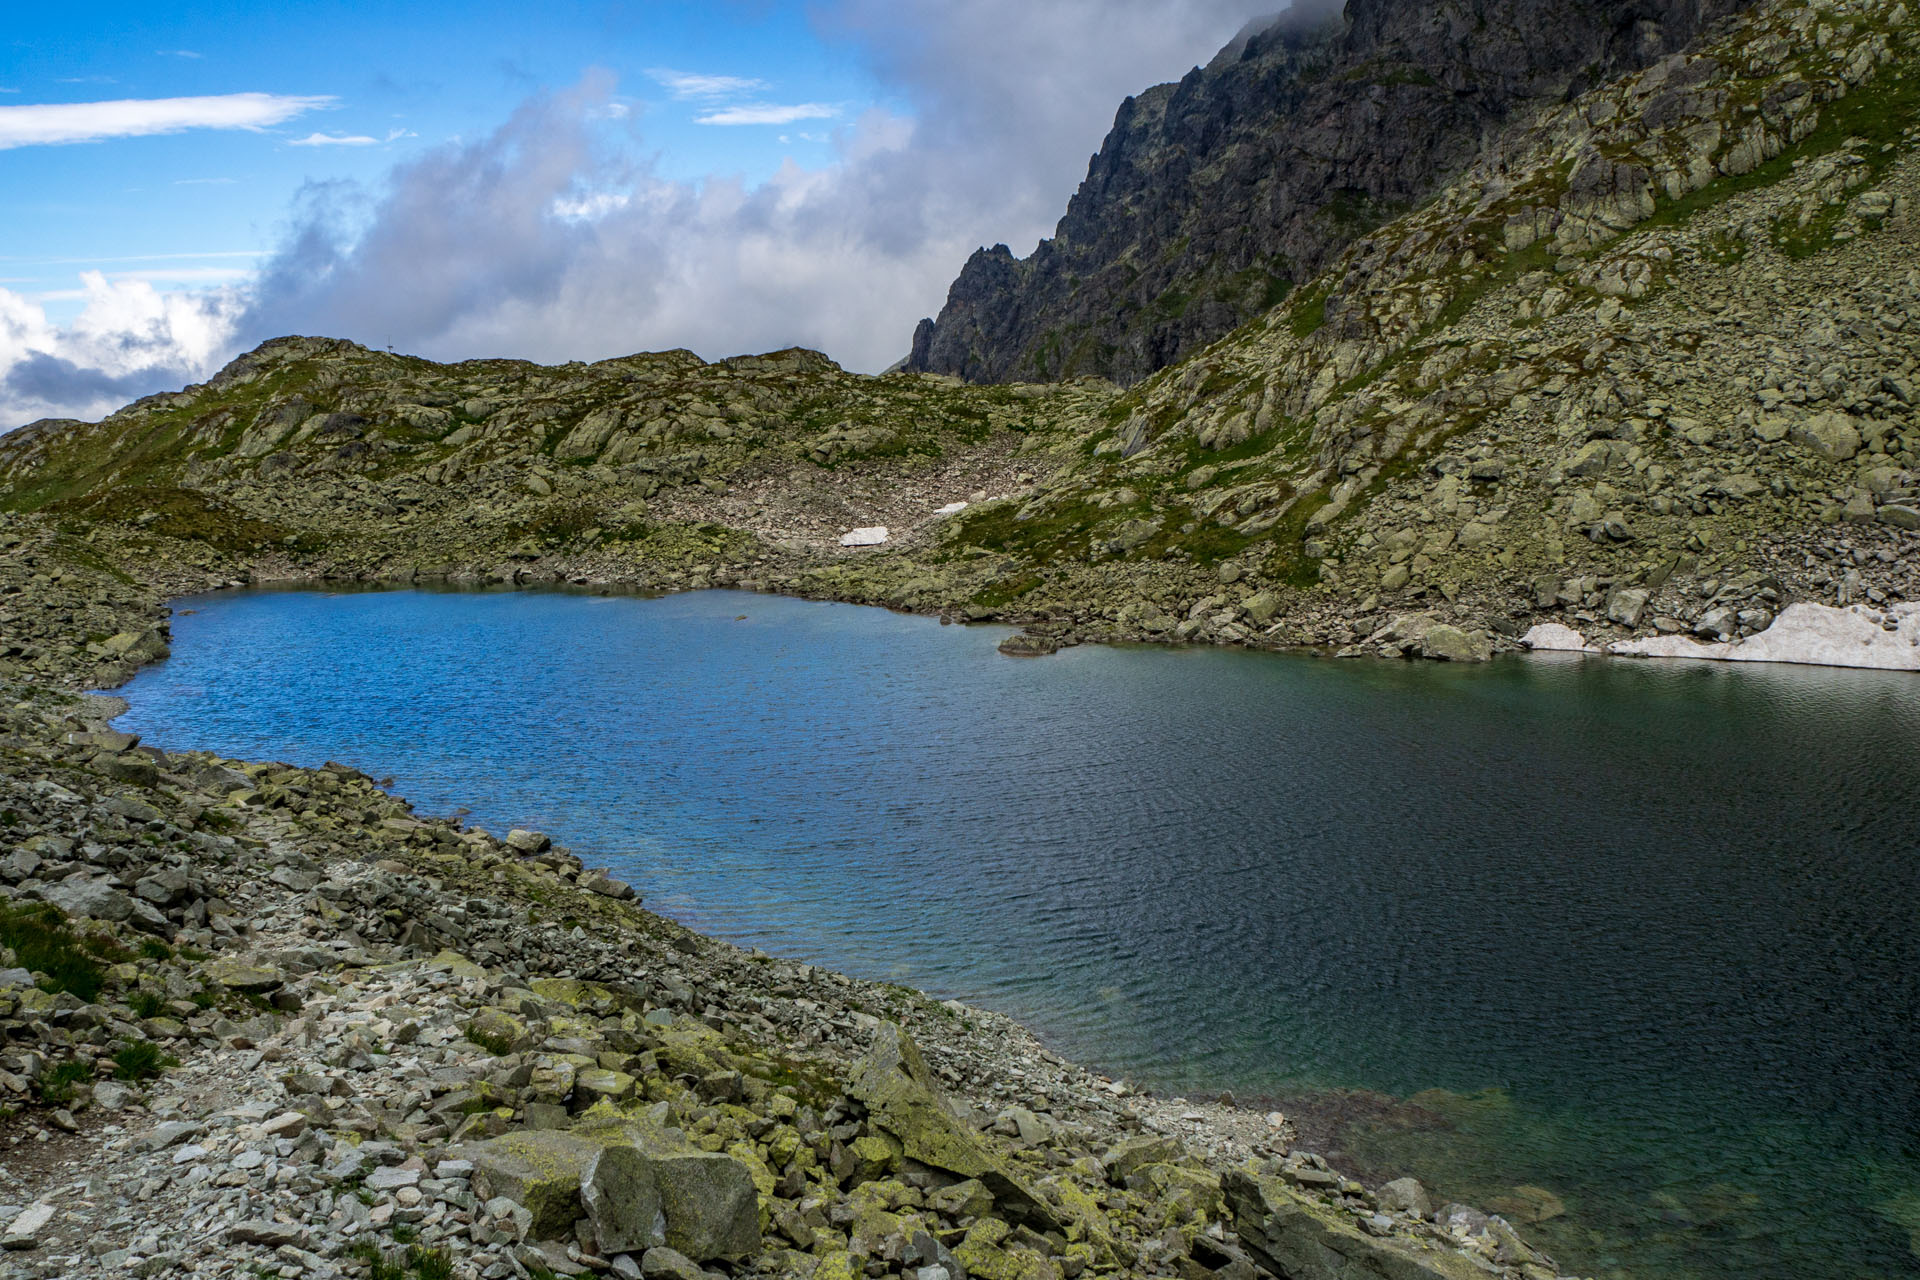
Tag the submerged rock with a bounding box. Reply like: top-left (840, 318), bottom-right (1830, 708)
top-left (997, 632), bottom-right (1060, 657)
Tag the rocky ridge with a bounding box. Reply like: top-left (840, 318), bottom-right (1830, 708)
top-left (2, 3), bottom-right (1918, 674)
top-left (0, 584), bottom-right (1577, 1280)
top-left (906, 0), bottom-right (1757, 385)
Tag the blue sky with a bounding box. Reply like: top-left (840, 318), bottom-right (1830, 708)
top-left (2, 1), bottom-right (891, 317)
top-left (0, 0), bottom-right (1280, 428)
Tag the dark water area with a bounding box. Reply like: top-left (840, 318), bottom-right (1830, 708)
top-left (114, 586), bottom-right (1920, 1280)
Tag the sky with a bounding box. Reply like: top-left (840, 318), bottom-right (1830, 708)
top-left (0, 0), bottom-right (1283, 430)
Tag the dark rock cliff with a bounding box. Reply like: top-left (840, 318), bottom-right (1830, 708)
top-left (907, 0), bottom-right (1755, 385)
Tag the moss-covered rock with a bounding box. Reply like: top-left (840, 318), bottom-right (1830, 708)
top-left (848, 1023), bottom-right (1059, 1232)
top-left (1225, 1168), bottom-right (1494, 1280)
top-left (467, 1115), bottom-right (761, 1261)
top-left (954, 1218), bottom-right (1062, 1280)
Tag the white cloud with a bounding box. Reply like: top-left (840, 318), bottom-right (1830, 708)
top-left (0, 273), bottom-right (244, 427)
top-left (289, 131), bottom-right (378, 147)
top-left (646, 69), bottom-right (768, 101)
top-left (550, 191), bottom-right (633, 222)
top-left (0, 92), bottom-right (333, 149)
top-left (289, 127), bottom-right (414, 146)
top-left (158, 49), bottom-right (203, 59)
top-left (696, 103), bottom-right (838, 126)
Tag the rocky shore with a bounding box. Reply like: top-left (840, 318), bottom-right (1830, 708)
top-left (0, 560), bottom-right (1585, 1280)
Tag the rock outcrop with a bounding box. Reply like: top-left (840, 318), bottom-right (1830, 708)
top-left (906, 0), bottom-right (1756, 385)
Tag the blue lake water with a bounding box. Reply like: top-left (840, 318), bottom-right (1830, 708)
top-left (114, 586), bottom-right (1920, 1280)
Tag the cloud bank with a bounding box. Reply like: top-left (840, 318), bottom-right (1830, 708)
top-left (0, 274), bottom-right (242, 425)
top-left (4, 0), bottom-right (1287, 430)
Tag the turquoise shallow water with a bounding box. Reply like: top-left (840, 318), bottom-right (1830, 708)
top-left (114, 586), bottom-right (1920, 1280)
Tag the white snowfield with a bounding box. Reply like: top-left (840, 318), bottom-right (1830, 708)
top-left (1523, 602), bottom-right (1920, 671)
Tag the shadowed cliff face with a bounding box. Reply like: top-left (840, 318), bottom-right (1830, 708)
top-left (907, 0), bottom-right (1755, 386)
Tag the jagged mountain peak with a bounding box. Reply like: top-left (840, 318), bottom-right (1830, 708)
top-left (907, 0), bottom-right (1757, 387)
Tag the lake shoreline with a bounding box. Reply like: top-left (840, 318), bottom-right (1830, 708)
top-left (0, 540), bottom-right (1577, 1277)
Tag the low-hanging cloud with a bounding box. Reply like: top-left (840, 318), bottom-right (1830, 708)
top-left (6, 0), bottom-right (1292, 429)
top-left (238, 0), bottom-right (1286, 369)
top-left (0, 272), bottom-right (243, 425)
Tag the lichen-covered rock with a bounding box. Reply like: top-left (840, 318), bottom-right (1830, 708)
top-left (468, 1120), bottom-right (760, 1261)
top-left (1792, 411), bottom-right (1863, 462)
top-left (954, 1217), bottom-right (1061, 1280)
top-left (582, 1145), bottom-right (664, 1256)
top-left (849, 1024), bottom-right (1059, 1232)
top-left (470, 1129), bottom-right (601, 1238)
top-left (1419, 625), bottom-right (1493, 664)
top-left (202, 958), bottom-right (283, 993)
top-left (642, 1141), bottom-right (761, 1261)
top-left (1225, 1169), bottom-right (1494, 1280)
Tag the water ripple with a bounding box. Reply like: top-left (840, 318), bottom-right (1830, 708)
top-left (114, 586), bottom-right (1920, 1280)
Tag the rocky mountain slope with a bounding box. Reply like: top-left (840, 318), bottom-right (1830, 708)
top-left (2, 0), bottom-right (1917, 676)
top-left (905, 0), bottom-right (1759, 385)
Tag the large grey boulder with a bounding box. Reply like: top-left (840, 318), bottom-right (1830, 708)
top-left (39, 877), bottom-right (132, 923)
top-left (1791, 411), bottom-right (1862, 462)
top-left (1225, 1170), bottom-right (1496, 1280)
top-left (505, 829), bottom-right (551, 854)
top-left (1606, 588), bottom-right (1651, 628)
top-left (467, 1118), bottom-right (759, 1261)
top-left (1419, 625), bottom-right (1492, 663)
top-left (1377, 1177), bottom-right (1433, 1219)
top-left (582, 1146), bottom-right (664, 1255)
top-left (850, 1024), bottom-right (1059, 1232)
top-left (643, 1138), bottom-right (759, 1261)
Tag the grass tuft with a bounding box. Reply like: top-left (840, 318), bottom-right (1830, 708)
top-left (0, 901), bottom-right (106, 1002)
top-left (112, 1041), bottom-right (178, 1082)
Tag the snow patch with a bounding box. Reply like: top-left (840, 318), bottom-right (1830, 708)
top-left (1608, 602), bottom-right (1920, 671)
top-left (1520, 623), bottom-right (1597, 653)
